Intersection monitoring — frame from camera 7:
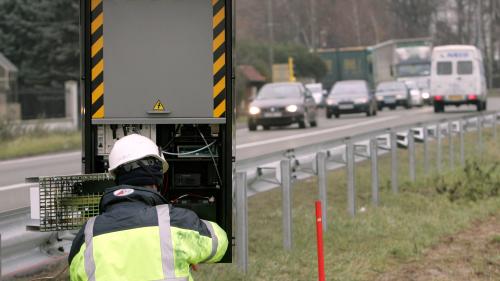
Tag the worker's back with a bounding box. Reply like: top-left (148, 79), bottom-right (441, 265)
top-left (69, 186), bottom-right (228, 281)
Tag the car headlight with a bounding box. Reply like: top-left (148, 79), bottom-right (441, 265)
top-left (286, 105), bottom-right (298, 112)
top-left (354, 98), bottom-right (368, 104)
top-left (376, 96), bottom-right (383, 101)
top-left (410, 89), bottom-right (420, 96)
top-left (396, 94), bottom-right (404, 99)
top-left (249, 106), bottom-right (261, 115)
top-left (422, 92), bottom-right (430, 99)
top-left (326, 98), bottom-right (337, 105)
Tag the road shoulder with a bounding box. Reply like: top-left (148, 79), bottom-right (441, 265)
top-left (375, 215), bottom-right (500, 281)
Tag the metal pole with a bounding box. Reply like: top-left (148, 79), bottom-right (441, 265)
top-left (494, 114), bottom-right (497, 148)
top-left (280, 159), bottom-right (292, 250)
top-left (448, 121), bottom-right (454, 170)
top-left (316, 152), bottom-right (327, 231)
top-left (437, 123), bottom-right (442, 173)
top-left (408, 129), bottom-right (416, 182)
top-left (390, 131), bottom-right (398, 194)
top-left (266, 0), bottom-right (275, 75)
top-left (460, 119), bottom-right (465, 167)
top-left (478, 115), bottom-right (483, 157)
top-left (423, 125), bottom-right (429, 176)
top-left (310, 0), bottom-right (318, 51)
top-left (346, 141), bottom-right (356, 216)
top-left (236, 172), bottom-right (248, 273)
top-left (370, 138), bottom-right (379, 206)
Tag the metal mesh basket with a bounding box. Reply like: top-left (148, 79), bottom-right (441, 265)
top-left (38, 173), bottom-right (113, 232)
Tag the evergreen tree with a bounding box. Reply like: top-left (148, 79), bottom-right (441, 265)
top-left (0, 0), bottom-right (79, 89)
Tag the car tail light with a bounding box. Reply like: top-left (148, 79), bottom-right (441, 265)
top-left (467, 94), bottom-right (477, 100)
top-left (434, 95), bottom-right (443, 101)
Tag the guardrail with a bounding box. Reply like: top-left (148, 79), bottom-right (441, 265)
top-left (0, 183), bottom-right (72, 279)
top-left (0, 111), bottom-right (498, 278)
top-left (234, 112), bottom-right (498, 273)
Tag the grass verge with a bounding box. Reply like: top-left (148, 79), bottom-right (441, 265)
top-left (0, 131), bottom-right (81, 160)
top-left (9, 125), bottom-right (500, 281)
top-left (488, 88), bottom-right (500, 97)
top-left (193, 127), bottom-right (500, 281)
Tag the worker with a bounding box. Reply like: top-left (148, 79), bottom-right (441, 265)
top-left (68, 134), bottom-right (228, 281)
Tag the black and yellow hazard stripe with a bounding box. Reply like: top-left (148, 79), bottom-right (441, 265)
top-left (212, 0), bottom-right (226, 118)
top-left (90, 0), bottom-right (104, 118)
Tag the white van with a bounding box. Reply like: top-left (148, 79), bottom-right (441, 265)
top-left (430, 45), bottom-right (487, 113)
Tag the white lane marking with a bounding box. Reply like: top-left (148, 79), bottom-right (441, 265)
top-left (236, 115), bottom-right (399, 149)
top-left (0, 151), bottom-right (81, 167)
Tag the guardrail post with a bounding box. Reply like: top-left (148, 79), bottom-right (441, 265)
top-left (460, 119), bottom-right (465, 167)
top-left (437, 123), bottom-right (442, 173)
top-left (448, 121), bottom-right (454, 170)
top-left (408, 129), bottom-right (416, 182)
top-left (316, 152), bottom-right (327, 231)
top-left (423, 125), bottom-right (429, 176)
top-left (346, 141), bottom-right (356, 217)
top-left (280, 159), bottom-right (293, 250)
top-left (477, 116), bottom-right (483, 157)
top-left (236, 172), bottom-right (248, 273)
top-left (370, 138), bottom-right (379, 206)
top-left (494, 114), bottom-right (498, 148)
top-left (390, 131), bottom-right (398, 194)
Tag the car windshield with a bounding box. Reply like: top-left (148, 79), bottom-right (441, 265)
top-left (257, 84), bottom-right (301, 100)
top-left (377, 82), bottom-right (406, 92)
top-left (396, 63), bottom-right (431, 77)
top-left (330, 82), bottom-right (367, 95)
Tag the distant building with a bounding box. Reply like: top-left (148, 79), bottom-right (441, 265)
top-left (236, 65), bottom-right (266, 115)
top-left (0, 52), bottom-right (20, 119)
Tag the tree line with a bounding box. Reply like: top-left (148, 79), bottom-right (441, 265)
top-left (0, 0), bottom-right (498, 90)
top-left (237, 0), bottom-right (500, 86)
top-left (0, 0), bottom-right (79, 90)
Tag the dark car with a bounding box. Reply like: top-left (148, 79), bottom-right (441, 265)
top-left (247, 82), bottom-right (318, 131)
top-left (325, 80), bottom-right (377, 118)
top-left (375, 81), bottom-right (411, 110)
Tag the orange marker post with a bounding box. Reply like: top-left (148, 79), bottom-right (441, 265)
top-left (315, 201), bottom-right (326, 281)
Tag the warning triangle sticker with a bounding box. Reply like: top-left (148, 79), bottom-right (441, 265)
top-left (153, 100), bottom-right (165, 111)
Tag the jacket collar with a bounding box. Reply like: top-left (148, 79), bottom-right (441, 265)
top-left (99, 185), bottom-right (168, 214)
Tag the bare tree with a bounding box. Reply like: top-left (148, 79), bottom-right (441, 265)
top-left (387, 0), bottom-right (440, 38)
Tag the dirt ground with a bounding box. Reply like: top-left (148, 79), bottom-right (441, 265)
top-left (376, 215), bottom-right (500, 281)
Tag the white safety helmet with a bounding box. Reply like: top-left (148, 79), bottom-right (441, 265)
top-left (108, 134), bottom-right (168, 176)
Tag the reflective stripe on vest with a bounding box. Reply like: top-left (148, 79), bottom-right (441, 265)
top-left (84, 217), bottom-right (97, 281)
top-left (156, 204), bottom-right (176, 279)
top-left (83, 206), bottom-right (188, 281)
top-left (201, 220), bottom-right (218, 262)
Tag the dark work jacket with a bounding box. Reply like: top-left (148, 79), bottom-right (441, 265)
top-left (68, 185), bottom-right (228, 281)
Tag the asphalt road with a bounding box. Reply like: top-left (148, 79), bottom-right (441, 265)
top-left (1, 98), bottom-right (500, 188)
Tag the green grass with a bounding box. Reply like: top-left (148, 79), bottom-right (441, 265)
top-left (489, 88), bottom-right (500, 97)
top-left (236, 115), bottom-right (248, 124)
top-left (193, 127), bottom-right (500, 281)
top-left (0, 131), bottom-right (81, 160)
top-left (492, 235), bottom-right (500, 244)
